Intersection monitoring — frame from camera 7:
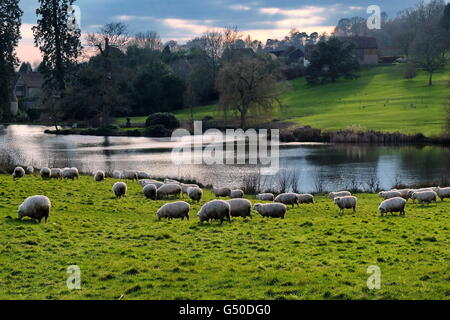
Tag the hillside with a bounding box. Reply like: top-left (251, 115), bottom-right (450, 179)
top-left (174, 64), bottom-right (449, 137)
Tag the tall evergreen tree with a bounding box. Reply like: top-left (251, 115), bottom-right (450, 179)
top-left (0, 0), bottom-right (23, 122)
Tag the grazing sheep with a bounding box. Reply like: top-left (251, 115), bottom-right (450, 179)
top-left (137, 171), bottom-right (151, 179)
top-left (226, 199), bottom-right (252, 218)
top-left (50, 168), bottom-right (62, 179)
top-left (157, 184), bottom-right (182, 199)
top-left (378, 190), bottom-right (402, 200)
top-left (94, 170), bottom-right (105, 182)
top-left (18, 195), bottom-right (51, 223)
top-left (181, 183), bottom-right (200, 194)
top-left (197, 200), bottom-right (231, 224)
top-left (378, 197), bottom-right (407, 217)
top-left (25, 166), bottom-right (34, 175)
top-left (62, 168), bottom-right (79, 180)
top-left (407, 188), bottom-right (434, 198)
top-left (296, 193), bottom-right (315, 204)
top-left (139, 179), bottom-right (164, 189)
top-left (333, 196), bottom-right (357, 215)
top-left (40, 167), bottom-right (51, 179)
top-left (212, 187), bottom-right (231, 197)
top-left (328, 191), bottom-right (352, 199)
top-left (256, 193), bottom-right (275, 201)
top-left (12, 167), bottom-right (25, 179)
top-left (253, 203), bottom-right (286, 219)
top-left (143, 184), bottom-right (157, 200)
top-left (165, 178), bottom-right (180, 185)
top-left (230, 189), bottom-right (244, 199)
top-left (274, 193), bottom-right (299, 208)
top-left (392, 189), bottom-right (412, 200)
top-left (112, 170), bottom-right (122, 179)
top-left (433, 187), bottom-right (450, 201)
top-left (113, 182), bottom-right (127, 198)
top-left (411, 191), bottom-right (437, 204)
top-left (156, 201), bottom-right (190, 221)
top-left (122, 171), bottom-right (138, 181)
top-left (187, 187), bottom-right (203, 202)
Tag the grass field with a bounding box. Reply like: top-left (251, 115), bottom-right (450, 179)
top-left (1, 175), bottom-right (449, 300)
top-left (169, 65), bottom-right (449, 136)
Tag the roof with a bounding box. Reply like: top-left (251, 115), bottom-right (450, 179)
top-left (15, 72), bottom-right (44, 88)
top-left (338, 36), bottom-right (378, 49)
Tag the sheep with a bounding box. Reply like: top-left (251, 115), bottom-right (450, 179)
top-left (40, 167), bottom-right (51, 179)
top-left (187, 187), bottom-right (203, 202)
top-left (143, 184), bottom-right (157, 200)
top-left (181, 183), bottom-right (200, 194)
top-left (274, 193), bottom-right (298, 208)
top-left (378, 197), bottom-right (407, 217)
top-left (378, 190), bottom-right (402, 200)
top-left (407, 188), bottom-right (434, 198)
top-left (113, 182), bottom-right (127, 198)
top-left (139, 179), bottom-right (164, 189)
top-left (156, 201), bottom-right (190, 221)
top-left (333, 196), bottom-right (357, 215)
top-left (165, 178), bottom-right (180, 185)
top-left (230, 189), bottom-right (244, 199)
top-left (137, 171), bottom-right (151, 179)
top-left (256, 193), bottom-right (275, 201)
top-left (62, 167), bottom-right (79, 180)
top-left (12, 167), bottom-right (25, 179)
top-left (253, 203), bottom-right (286, 219)
top-left (94, 170), bottom-right (105, 182)
top-left (226, 199), bottom-right (252, 218)
top-left (50, 168), bottom-right (62, 179)
top-left (391, 189), bottom-right (413, 200)
top-left (411, 191), bottom-right (437, 204)
top-left (18, 195), bottom-right (51, 223)
top-left (433, 187), bottom-right (450, 201)
top-left (197, 200), bottom-right (231, 224)
top-left (212, 187), bottom-right (231, 197)
top-left (122, 171), bottom-right (138, 181)
top-left (296, 193), bottom-right (315, 204)
top-left (328, 191), bottom-right (352, 199)
top-left (112, 170), bottom-right (122, 179)
top-left (157, 184), bottom-right (182, 199)
top-left (25, 166), bottom-right (34, 175)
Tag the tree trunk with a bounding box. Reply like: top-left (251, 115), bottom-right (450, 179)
top-left (428, 71), bottom-right (433, 86)
top-left (240, 109), bottom-right (247, 129)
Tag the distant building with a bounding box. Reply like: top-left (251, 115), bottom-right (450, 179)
top-left (338, 36), bottom-right (379, 65)
top-left (14, 69), bottom-right (44, 109)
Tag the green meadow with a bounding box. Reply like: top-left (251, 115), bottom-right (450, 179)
top-left (0, 174), bottom-right (449, 300)
top-left (171, 64), bottom-right (449, 136)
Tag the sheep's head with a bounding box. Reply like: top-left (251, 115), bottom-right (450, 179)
top-left (253, 203), bottom-right (262, 212)
top-left (333, 197), bottom-right (341, 204)
top-left (379, 206), bottom-right (386, 214)
top-left (17, 204), bottom-right (25, 219)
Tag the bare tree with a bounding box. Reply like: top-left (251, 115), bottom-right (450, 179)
top-left (223, 25), bottom-right (242, 50)
top-left (132, 31), bottom-right (162, 51)
top-left (202, 29), bottom-right (223, 80)
top-left (276, 169), bottom-right (291, 193)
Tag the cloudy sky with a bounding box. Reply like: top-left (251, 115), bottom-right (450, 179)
top-left (18, 0), bottom-right (423, 65)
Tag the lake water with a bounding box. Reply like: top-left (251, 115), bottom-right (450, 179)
top-left (1, 125), bottom-right (449, 192)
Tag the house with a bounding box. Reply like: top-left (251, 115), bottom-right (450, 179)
top-left (338, 36), bottom-right (379, 65)
top-left (14, 69), bottom-right (44, 109)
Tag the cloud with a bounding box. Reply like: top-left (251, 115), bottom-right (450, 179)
top-left (259, 6), bottom-right (326, 17)
top-left (162, 18), bottom-right (215, 37)
top-left (229, 4), bottom-right (251, 11)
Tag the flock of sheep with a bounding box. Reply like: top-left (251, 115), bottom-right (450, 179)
top-left (10, 166), bottom-right (450, 224)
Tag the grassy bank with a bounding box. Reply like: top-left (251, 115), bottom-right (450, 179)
top-left (0, 174), bottom-right (449, 300)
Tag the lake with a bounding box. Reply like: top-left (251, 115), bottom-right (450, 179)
top-left (1, 125), bottom-right (449, 192)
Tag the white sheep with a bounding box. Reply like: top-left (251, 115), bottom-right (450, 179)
top-left (94, 170), bottom-right (105, 182)
top-left (181, 183), bottom-right (200, 195)
top-left (407, 188), bottom-right (434, 198)
top-left (62, 167), bottom-right (79, 180)
top-left (51, 168), bottom-right (62, 179)
top-left (156, 201), bottom-right (190, 221)
top-left (18, 195), bottom-right (51, 223)
top-left (274, 193), bottom-right (298, 208)
top-left (328, 191), bottom-right (352, 199)
top-left (230, 189), bottom-right (244, 199)
top-left (40, 167), bottom-right (51, 179)
top-left (411, 191), bottom-right (437, 204)
top-left (187, 187), bottom-right (203, 202)
top-left (432, 187), bottom-right (450, 201)
top-left (122, 171), bottom-right (138, 181)
top-left (378, 197), bottom-right (407, 216)
top-left (165, 178), bottom-right (180, 185)
top-left (212, 187), bottom-right (231, 197)
top-left (296, 193), bottom-right (315, 204)
top-left (12, 167), bottom-right (25, 179)
top-left (333, 196), bottom-right (357, 215)
top-left (392, 189), bottom-right (412, 200)
top-left (112, 170), bottom-right (122, 179)
top-left (157, 184), bottom-right (182, 199)
top-left (25, 166), bottom-right (34, 175)
top-left (197, 200), bottom-right (231, 224)
top-left (143, 184), bottom-right (157, 200)
top-left (113, 182), bottom-right (127, 198)
top-left (253, 203), bottom-right (286, 219)
top-left (378, 190), bottom-right (402, 200)
top-left (137, 171), bottom-right (151, 179)
top-left (256, 193), bottom-right (275, 201)
top-left (139, 179), bottom-right (164, 189)
top-left (226, 199), bottom-right (252, 218)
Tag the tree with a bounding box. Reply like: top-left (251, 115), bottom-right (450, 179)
top-left (216, 57), bottom-right (283, 128)
top-left (306, 37), bottom-right (360, 85)
top-left (0, 0), bottom-right (22, 122)
top-left (131, 31), bottom-right (162, 51)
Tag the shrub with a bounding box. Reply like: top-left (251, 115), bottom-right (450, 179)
top-left (143, 125), bottom-right (172, 137)
top-left (404, 65), bottom-right (417, 79)
top-left (145, 113), bottom-right (180, 130)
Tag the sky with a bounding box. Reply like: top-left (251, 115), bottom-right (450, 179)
top-left (17, 0), bottom-right (426, 65)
